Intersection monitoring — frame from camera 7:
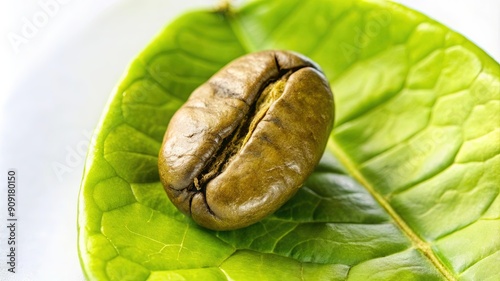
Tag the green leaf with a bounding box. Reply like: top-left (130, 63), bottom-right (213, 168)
top-left (78, 0), bottom-right (500, 280)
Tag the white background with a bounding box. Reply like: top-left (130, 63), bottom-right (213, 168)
top-left (0, 0), bottom-right (498, 280)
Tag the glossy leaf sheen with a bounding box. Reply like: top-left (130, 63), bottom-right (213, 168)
top-left (78, 0), bottom-right (500, 280)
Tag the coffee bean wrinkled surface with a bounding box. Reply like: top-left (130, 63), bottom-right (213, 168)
top-left (159, 50), bottom-right (334, 230)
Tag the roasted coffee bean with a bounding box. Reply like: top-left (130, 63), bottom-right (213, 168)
top-left (158, 50), bottom-right (334, 230)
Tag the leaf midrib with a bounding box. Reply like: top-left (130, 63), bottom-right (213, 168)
top-left (223, 1), bottom-right (457, 279)
top-left (328, 140), bottom-right (456, 281)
